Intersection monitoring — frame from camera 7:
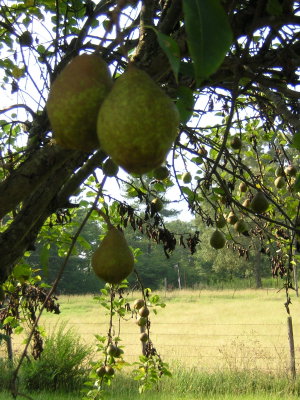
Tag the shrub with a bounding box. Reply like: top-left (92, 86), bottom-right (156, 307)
top-left (0, 357), bottom-right (14, 391)
top-left (21, 321), bottom-right (92, 391)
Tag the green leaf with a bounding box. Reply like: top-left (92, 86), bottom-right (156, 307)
top-left (266, 0), bottom-right (283, 16)
top-left (291, 132), bottom-right (300, 151)
top-left (183, 0), bottom-right (233, 84)
top-left (176, 86), bottom-right (195, 124)
top-left (155, 31), bottom-right (181, 82)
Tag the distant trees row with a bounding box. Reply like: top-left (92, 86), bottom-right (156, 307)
top-left (27, 213), bottom-right (271, 294)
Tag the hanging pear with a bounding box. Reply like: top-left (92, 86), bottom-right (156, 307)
top-left (46, 54), bottom-right (113, 152)
top-left (97, 65), bottom-right (179, 174)
top-left (92, 226), bottom-right (134, 284)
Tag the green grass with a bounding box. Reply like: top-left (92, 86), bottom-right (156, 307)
top-left (2, 289), bottom-right (300, 399)
top-left (2, 367), bottom-right (300, 400)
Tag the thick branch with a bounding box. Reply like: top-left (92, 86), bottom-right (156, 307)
top-left (0, 144), bottom-right (83, 220)
top-left (0, 152), bottom-right (87, 283)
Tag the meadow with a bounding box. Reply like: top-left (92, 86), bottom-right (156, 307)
top-left (38, 288), bottom-right (300, 372)
top-left (2, 288), bottom-right (300, 399)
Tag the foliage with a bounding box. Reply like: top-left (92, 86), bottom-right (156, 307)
top-left (0, 0), bottom-right (300, 397)
top-left (83, 281), bottom-right (170, 399)
top-left (21, 321), bottom-right (92, 391)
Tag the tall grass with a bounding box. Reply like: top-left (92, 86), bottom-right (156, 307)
top-left (1, 367), bottom-right (300, 400)
top-left (21, 321), bottom-right (92, 391)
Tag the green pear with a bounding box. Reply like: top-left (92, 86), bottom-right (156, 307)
top-left (19, 31), bottom-right (33, 47)
top-left (102, 158), bottom-right (119, 177)
top-left (133, 299), bottom-right (145, 309)
top-left (97, 65), bottom-right (179, 174)
top-left (250, 192), bottom-right (269, 213)
top-left (285, 165), bottom-right (297, 177)
top-left (242, 198), bottom-right (251, 208)
top-left (92, 226), bottom-right (134, 284)
top-left (47, 54), bottom-right (113, 152)
top-left (153, 165), bottom-right (169, 180)
top-left (140, 332), bottom-right (148, 342)
top-left (230, 137), bottom-right (242, 150)
top-left (274, 176), bottom-right (285, 189)
top-left (234, 219), bottom-right (248, 233)
top-left (215, 214), bottom-right (226, 229)
top-left (151, 197), bottom-right (163, 213)
top-left (275, 166), bottom-right (284, 177)
top-left (182, 172), bottom-right (192, 184)
top-left (226, 211), bottom-right (238, 225)
top-left (210, 230), bottom-right (226, 249)
top-left (239, 182), bottom-right (247, 193)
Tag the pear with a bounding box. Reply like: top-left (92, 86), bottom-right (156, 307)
top-left (274, 176), bottom-right (285, 189)
top-left (242, 198), bottom-right (251, 208)
top-left (102, 158), bottom-right (119, 177)
top-left (153, 165), bottom-right (169, 180)
top-left (19, 31), bottom-right (33, 47)
top-left (275, 166), bottom-right (284, 177)
top-left (210, 230), bottom-right (226, 249)
top-left (234, 219), bottom-right (248, 233)
top-left (151, 198), bottom-right (163, 213)
top-left (285, 165), bottom-right (297, 177)
top-left (96, 366), bottom-right (106, 377)
top-left (250, 192), bottom-right (269, 213)
top-left (47, 54), bottom-right (113, 152)
top-left (92, 226), bottom-right (134, 284)
top-left (133, 299), bottom-right (145, 310)
top-left (182, 172), bottom-right (192, 184)
top-left (226, 211), bottom-right (238, 225)
top-left (105, 366), bottom-right (115, 376)
top-left (230, 137), bottom-right (242, 150)
top-left (139, 306), bottom-right (150, 318)
top-left (140, 332), bottom-right (148, 342)
top-left (239, 182), bottom-right (247, 193)
top-left (97, 65), bottom-right (179, 174)
top-left (215, 214), bottom-right (226, 229)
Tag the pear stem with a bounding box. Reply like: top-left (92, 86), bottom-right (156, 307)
top-left (94, 206), bottom-right (113, 229)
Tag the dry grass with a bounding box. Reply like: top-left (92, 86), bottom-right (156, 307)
top-left (4, 288), bottom-right (300, 373)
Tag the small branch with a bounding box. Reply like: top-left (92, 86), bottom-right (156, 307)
top-left (10, 182), bottom-right (105, 396)
top-left (0, 104), bottom-right (35, 117)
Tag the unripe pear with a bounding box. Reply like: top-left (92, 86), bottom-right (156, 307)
top-left (139, 306), bottom-right (150, 318)
top-left (151, 198), bottom-right (163, 213)
top-left (92, 226), bottom-right (134, 284)
top-left (234, 219), bottom-right (248, 233)
top-left (285, 165), bottom-right (297, 177)
top-left (140, 332), bottom-right (148, 342)
top-left (182, 172), bottom-right (192, 184)
top-left (105, 365), bottom-right (115, 376)
top-left (153, 166), bottom-right (169, 180)
top-left (96, 366), bottom-right (106, 377)
top-left (275, 166), bottom-right (284, 177)
top-left (242, 198), bottom-right (251, 208)
top-left (250, 192), bottom-right (269, 213)
top-left (230, 137), bottom-right (242, 150)
top-left (102, 158), bottom-right (119, 177)
top-left (133, 299), bottom-right (145, 310)
top-left (136, 317), bottom-right (147, 327)
top-left (239, 182), bottom-right (247, 193)
top-left (210, 230), bottom-right (226, 249)
top-left (215, 214), bottom-right (226, 229)
top-left (274, 176), bottom-right (285, 189)
top-left (97, 65), bottom-right (179, 174)
top-left (19, 31), bottom-right (33, 47)
top-left (227, 211), bottom-right (238, 225)
top-left (47, 54), bottom-right (112, 151)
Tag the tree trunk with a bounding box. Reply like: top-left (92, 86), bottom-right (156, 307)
top-left (254, 250), bottom-right (262, 289)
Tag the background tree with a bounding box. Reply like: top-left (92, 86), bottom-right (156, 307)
top-left (0, 0), bottom-right (299, 296)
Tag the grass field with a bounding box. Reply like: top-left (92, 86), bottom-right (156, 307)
top-left (33, 288), bottom-right (300, 372)
top-left (2, 288), bottom-right (300, 399)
